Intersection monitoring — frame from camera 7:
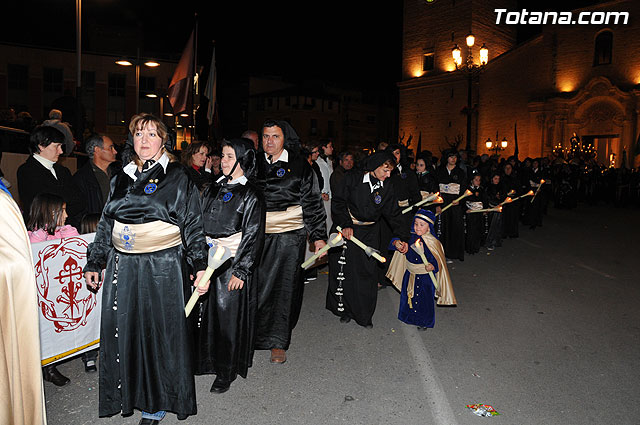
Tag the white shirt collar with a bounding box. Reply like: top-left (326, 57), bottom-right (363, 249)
top-left (123, 152), bottom-right (170, 181)
top-left (33, 154), bottom-right (57, 178)
top-left (362, 172), bottom-right (383, 192)
top-left (216, 175), bottom-right (248, 185)
top-left (265, 149), bottom-right (289, 164)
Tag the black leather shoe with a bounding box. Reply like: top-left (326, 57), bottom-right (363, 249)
top-left (339, 316), bottom-right (351, 323)
top-left (138, 419), bottom-right (160, 425)
top-left (210, 376), bottom-right (231, 394)
top-left (84, 360), bottom-right (97, 373)
top-left (42, 365), bottom-right (70, 387)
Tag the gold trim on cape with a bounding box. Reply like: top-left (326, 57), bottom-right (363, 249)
top-left (265, 205), bottom-right (304, 233)
top-left (386, 235), bottom-right (457, 306)
top-left (423, 234), bottom-right (457, 305)
top-left (112, 220), bottom-right (182, 253)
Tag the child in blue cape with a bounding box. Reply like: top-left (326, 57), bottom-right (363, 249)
top-left (386, 208), bottom-right (456, 329)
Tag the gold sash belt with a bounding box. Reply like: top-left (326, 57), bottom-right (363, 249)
top-left (385, 251), bottom-right (432, 309)
top-left (209, 232), bottom-right (243, 257)
top-left (112, 220), bottom-right (182, 253)
top-left (265, 205), bottom-right (304, 234)
top-left (349, 210), bottom-right (375, 226)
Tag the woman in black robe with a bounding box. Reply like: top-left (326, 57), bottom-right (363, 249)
top-left (194, 138), bottom-right (265, 394)
top-left (415, 151), bottom-right (439, 198)
top-left (84, 114), bottom-right (209, 423)
top-left (435, 150), bottom-right (467, 261)
top-left (327, 151), bottom-right (410, 328)
top-left (485, 172), bottom-right (505, 250)
top-left (501, 162), bottom-right (520, 238)
top-left (464, 173), bottom-right (485, 254)
top-left (523, 158), bottom-right (544, 229)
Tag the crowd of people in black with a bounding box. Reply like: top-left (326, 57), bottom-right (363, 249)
top-left (3, 111), bottom-right (640, 425)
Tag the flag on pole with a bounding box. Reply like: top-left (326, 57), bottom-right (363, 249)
top-left (168, 30), bottom-right (194, 114)
top-left (204, 46), bottom-right (217, 126)
top-left (514, 121), bottom-right (519, 159)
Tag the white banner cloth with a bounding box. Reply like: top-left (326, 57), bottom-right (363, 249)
top-left (31, 234), bottom-right (101, 365)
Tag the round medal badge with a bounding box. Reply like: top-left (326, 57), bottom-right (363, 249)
top-left (144, 183), bottom-right (157, 194)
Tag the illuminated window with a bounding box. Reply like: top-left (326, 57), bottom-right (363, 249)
top-left (422, 53), bottom-right (435, 71)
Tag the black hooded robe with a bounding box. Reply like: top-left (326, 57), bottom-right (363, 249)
top-left (84, 160), bottom-right (208, 420)
top-left (327, 169), bottom-right (409, 327)
top-left (254, 148), bottom-right (327, 350)
top-left (435, 165), bottom-right (466, 261)
top-left (194, 178), bottom-right (265, 383)
top-left (464, 184), bottom-right (485, 254)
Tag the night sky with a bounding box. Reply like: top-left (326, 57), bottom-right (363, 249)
top-left (2, 0), bottom-right (608, 89)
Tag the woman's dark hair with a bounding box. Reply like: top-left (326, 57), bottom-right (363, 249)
top-left (80, 213), bottom-right (101, 234)
top-left (29, 125), bottom-right (65, 155)
top-left (221, 138), bottom-right (256, 177)
top-left (180, 141), bottom-right (209, 167)
top-left (27, 193), bottom-right (65, 235)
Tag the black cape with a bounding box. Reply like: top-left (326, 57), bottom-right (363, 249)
top-left (255, 149), bottom-right (327, 350)
top-left (84, 161), bottom-right (208, 419)
top-left (327, 170), bottom-right (409, 326)
top-left (193, 179), bottom-right (265, 382)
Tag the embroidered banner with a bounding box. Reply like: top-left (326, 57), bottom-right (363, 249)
top-left (31, 234), bottom-right (101, 365)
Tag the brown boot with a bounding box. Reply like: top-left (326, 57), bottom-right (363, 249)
top-left (270, 348), bottom-right (286, 364)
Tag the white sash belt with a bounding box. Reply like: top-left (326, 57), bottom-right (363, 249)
top-left (439, 183), bottom-right (460, 195)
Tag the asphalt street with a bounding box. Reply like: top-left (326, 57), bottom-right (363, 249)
top-left (45, 204), bottom-right (640, 425)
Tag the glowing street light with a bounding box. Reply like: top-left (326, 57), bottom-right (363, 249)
top-left (115, 50), bottom-right (160, 113)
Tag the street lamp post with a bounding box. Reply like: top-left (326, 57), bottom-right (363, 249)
top-left (485, 137), bottom-right (508, 156)
top-left (452, 34), bottom-right (488, 152)
top-left (116, 49), bottom-right (160, 114)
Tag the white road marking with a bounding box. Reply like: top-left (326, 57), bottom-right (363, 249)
top-left (519, 238), bottom-right (543, 248)
top-left (388, 291), bottom-right (458, 425)
top-left (575, 262), bottom-right (615, 279)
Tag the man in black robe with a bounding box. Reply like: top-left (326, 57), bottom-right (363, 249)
top-left (435, 150), bottom-right (466, 261)
top-left (255, 120), bottom-right (327, 364)
top-left (327, 151), bottom-right (410, 328)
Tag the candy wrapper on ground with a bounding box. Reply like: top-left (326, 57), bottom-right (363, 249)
top-left (466, 404), bottom-right (500, 417)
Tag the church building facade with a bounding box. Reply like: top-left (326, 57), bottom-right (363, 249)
top-left (399, 0), bottom-right (640, 167)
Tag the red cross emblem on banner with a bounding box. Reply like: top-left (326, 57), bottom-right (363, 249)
top-left (34, 237), bottom-right (99, 332)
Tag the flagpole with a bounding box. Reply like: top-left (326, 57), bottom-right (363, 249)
top-left (192, 13), bottom-right (198, 143)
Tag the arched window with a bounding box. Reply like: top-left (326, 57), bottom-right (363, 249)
top-left (593, 31), bottom-right (612, 66)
